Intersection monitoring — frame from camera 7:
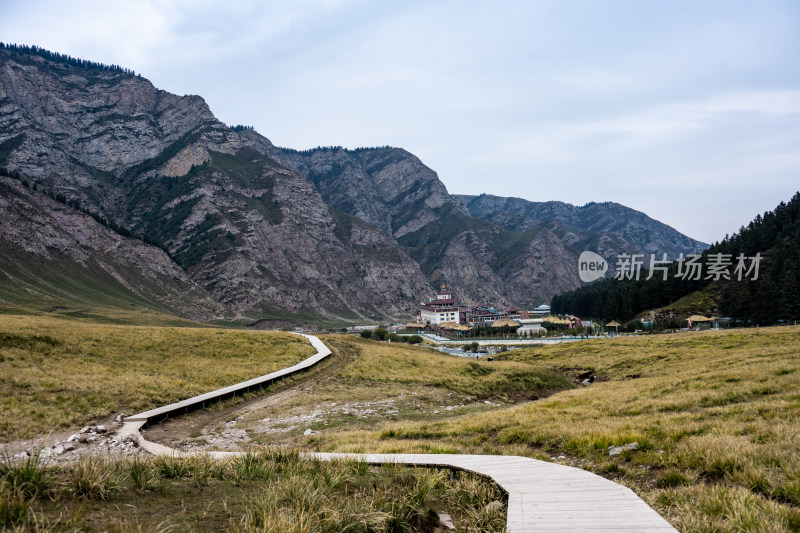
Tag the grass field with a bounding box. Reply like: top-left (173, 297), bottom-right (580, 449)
top-left (0, 314), bottom-right (315, 440)
top-left (0, 449), bottom-right (506, 531)
top-left (175, 336), bottom-right (575, 453)
top-left (303, 327), bottom-right (800, 532)
top-left (2, 310), bottom-right (798, 531)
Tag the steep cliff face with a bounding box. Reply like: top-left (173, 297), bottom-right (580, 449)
top-left (252, 141), bottom-right (464, 239)
top-left (0, 47), bottom-right (431, 319)
top-left (256, 144), bottom-right (582, 305)
top-left (393, 207), bottom-right (583, 307)
top-left (264, 144), bottom-right (708, 307)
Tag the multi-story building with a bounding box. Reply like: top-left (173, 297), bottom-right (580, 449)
top-left (418, 285), bottom-right (461, 325)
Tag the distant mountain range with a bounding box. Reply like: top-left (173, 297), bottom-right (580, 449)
top-left (0, 44), bottom-right (707, 323)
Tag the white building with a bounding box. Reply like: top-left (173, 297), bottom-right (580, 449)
top-left (418, 285), bottom-right (461, 325)
top-left (531, 304), bottom-right (551, 317)
top-left (517, 318), bottom-right (544, 335)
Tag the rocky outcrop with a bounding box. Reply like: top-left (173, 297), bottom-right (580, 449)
top-left (251, 140), bottom-right (464, 239)
top-left (264, 145), bottom-right (708, 307)
top-left (427, 226), bottom-right (580, 307)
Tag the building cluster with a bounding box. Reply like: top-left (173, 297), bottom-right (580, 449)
top-left (415, 285), bottom-right (552, 331)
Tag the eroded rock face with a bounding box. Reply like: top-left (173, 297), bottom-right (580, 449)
top-left (458, 194), bottom-right (708, 256)
top-left (0, 48), bottom-right (431, 319)
top-left (254, 142), bottom-right (707, 308)
top-left (422, 227), bottom-right (581, 307)
top-left (259, 142), bottom-right (462, 239)
top-left (0, 177), bottom-right (227, 321)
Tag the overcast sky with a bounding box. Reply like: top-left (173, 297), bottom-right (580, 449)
top-left (2, 0), bottom-right (798, 244)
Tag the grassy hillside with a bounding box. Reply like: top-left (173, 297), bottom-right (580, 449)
top-left (0, 251), bottom-right (199, 326)
top-left (0, 314), bottom-right (315, 440)
top-left (3, 310), bottom-right (797, 530)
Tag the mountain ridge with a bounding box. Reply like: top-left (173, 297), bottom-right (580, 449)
top-left (0, 44), bottom-right (708, 321)
top-left (456, 194), bottom-right (708, 256)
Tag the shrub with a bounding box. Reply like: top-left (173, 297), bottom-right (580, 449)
top-left (128, 456), bottom-right (158, 492)
top-left (69, 457), bottom-right (121, 501)
top-left (153, 456), bottom-right (191, 479)
top-left (359, 330), bottom-right (373, 339)
top-left (0, 483), bottom-right (30, 527)
top-left (0, 448), bottom-right (58, 499)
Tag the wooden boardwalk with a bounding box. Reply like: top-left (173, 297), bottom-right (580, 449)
top-left (122, 334), bottom-right (677, 532)
top-left (125, 334), bottom-right (331, 424)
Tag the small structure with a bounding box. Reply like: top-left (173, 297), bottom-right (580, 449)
top-left (405, 322), bottom-right (426, 333)
top-left (687, 315), bottom-right (713, 329)
top-left (491, 317), bottom-right (521, 329)
top-left (606, 320), bottom-right (620, 334)
top-left (517, 317), bottom-right (544, 336)
top-left (463, 303), bottom-right (505, 325)
top-left (531, 304), bottom-right (551, 317)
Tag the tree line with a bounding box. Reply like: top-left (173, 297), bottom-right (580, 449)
top-left (551, 192), bottom-right (800, 326)
top-left (279, 145), bottom-right (398, 156)
top-left (0, 43), bottom-right (136, 76)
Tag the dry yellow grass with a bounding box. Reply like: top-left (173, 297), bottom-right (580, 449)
top-left (335, 336), bottom-right (572, 400)
top-left (310, 327), bottom-right (800, 532)
top-left (4, 312), bottom-right (797, 530)
top-left (0, 314), bottom-right (315, 440)
top-left (180, 336), bottom-right (574, 454)
top-left (1, 449), bottom-right (506, 531)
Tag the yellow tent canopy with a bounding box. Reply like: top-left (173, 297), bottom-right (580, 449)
top-left (687, 315), bottom-right (712, 322)
top-left (491, 318), bottom-right (521, 328)
top-left (438, 321), bottom-right (459, 329)
top-left (454, 324), bottom-right (472, 331)
top-left (606, 320), bottom-right (621, 327)
top-left (405, 322), bottom-right (426, 329)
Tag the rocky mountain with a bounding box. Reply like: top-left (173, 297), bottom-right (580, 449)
top-left (0, 45), bottom-right (708, 320)
top-left (456, 194), bottom-right (707, 257)
top-left (0, 175), bottom-right (226, 321)
top-left (259, 143), bottom-right (460, 239)
top-left (0, 45), bottom-right (430, 321)
top-left (260, 145), bottom-right (707, 307)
